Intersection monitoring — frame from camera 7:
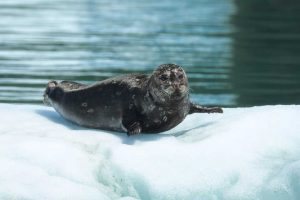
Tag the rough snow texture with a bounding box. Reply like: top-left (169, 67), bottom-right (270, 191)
top-left (0, 104), bottom-right (300, 200)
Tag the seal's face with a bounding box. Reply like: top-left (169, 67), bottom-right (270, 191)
top-left (150, 64), bottom-right (189, 101)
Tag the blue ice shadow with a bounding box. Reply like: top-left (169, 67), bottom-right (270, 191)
top-left (35, 107), bottom-right (170, 145)
top-left (35, 108), bottom-right (85, 130)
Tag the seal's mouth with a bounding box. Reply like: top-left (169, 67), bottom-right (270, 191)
top-left (171, 90), bottom-right (185, 99)
top-left (160, 88), bottom-right (186, 101)
top-left (160, 88), bottom-right (172, 96)
top-left (163, 85), bottom-right (187, 96)
top-left (173, 89), bottom-right (182, 96)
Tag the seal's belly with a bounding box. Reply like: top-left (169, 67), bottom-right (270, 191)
top-left (54, 95), bottom-right (125, 131)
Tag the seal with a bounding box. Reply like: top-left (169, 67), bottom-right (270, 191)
top-left (43, 64), bottom-right (223, 136)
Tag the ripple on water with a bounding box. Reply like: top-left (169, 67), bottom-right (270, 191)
top-left (1, 0), bottom-right (235, 105)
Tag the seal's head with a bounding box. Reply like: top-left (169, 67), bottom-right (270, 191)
top-left (149, 64), bottom-right (189, 102)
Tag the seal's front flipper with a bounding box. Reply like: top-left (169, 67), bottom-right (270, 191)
top-left (205, 107), bottom-right (223, 113)
top-left (126, 122), bottom-right (142, 136)
top-left (189, 102), bottom-right (223, 114)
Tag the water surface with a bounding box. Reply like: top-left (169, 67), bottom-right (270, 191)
top-left (0, 0), bottom-right (299, 106)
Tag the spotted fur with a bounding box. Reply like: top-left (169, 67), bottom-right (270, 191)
top-left (44, 64), bottom-right (223, 135)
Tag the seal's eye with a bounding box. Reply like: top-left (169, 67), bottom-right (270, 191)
top-left (178, 74), bottom-right (184, 79)
top-left (159, 74), bottom-right (168, 81)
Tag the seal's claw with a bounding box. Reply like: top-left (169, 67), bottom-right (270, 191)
top-left (127, 122), bottom-right (142, 136)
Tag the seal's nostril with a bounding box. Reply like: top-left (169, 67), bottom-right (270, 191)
top-left (173, 82), bottom-right (180, 89)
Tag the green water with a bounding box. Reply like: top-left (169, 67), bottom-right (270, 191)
top-left (0, 0), bottom-right (299, 106)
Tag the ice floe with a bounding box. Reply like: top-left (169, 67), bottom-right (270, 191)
top-left (0, 104), bottom-right (300, 200)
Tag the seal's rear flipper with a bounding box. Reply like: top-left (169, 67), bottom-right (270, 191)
top-left (43, 81), bottom-right (58, 106)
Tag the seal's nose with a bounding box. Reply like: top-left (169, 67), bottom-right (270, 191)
top-left (173, 82), bottom-right (180, 90)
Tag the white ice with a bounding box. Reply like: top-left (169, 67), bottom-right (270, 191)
top-left (0, 103), bottom-right (300, 200)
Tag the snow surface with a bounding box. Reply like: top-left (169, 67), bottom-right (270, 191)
top-left (0, 103), bottom-right (300, 200)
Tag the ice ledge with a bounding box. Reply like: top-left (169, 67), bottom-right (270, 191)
top-left (0, 104), bottom-right (300, 200)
